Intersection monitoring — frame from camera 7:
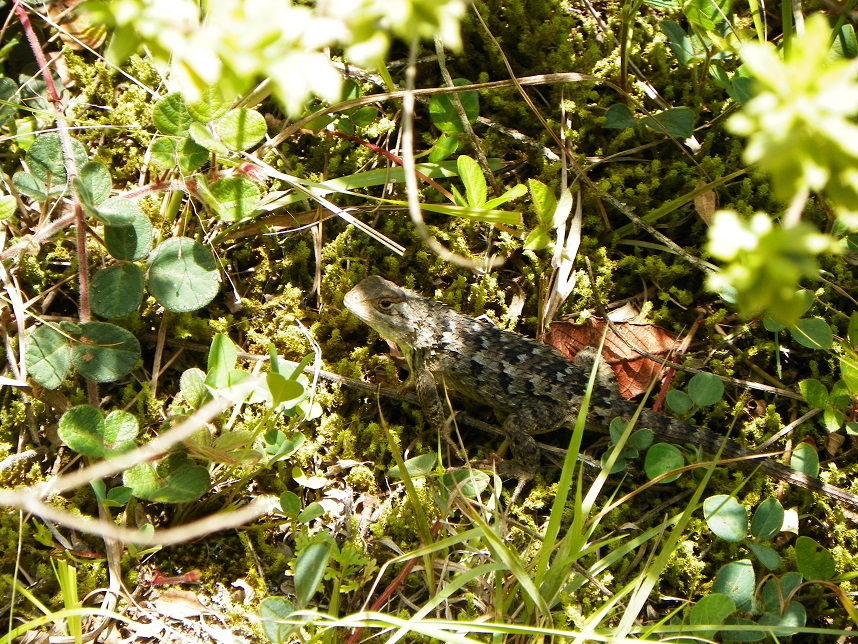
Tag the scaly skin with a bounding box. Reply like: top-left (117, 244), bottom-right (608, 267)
top-left (344, 275), bottom-right (858, 510)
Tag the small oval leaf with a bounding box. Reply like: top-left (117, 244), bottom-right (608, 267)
top-left (703, 494), bottom-right (748, 542)
top-left (71, 321), bottom-right (141, 383)
top-left (216, 108), bottom-right (267, 151)
top-left (90, 264), bottom-right (145, 319)
top-left (25, 325), bottom-right (71, 390)
top-left (146, 237), bottom-right (220, 313)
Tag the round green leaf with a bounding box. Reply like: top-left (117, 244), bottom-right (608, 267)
top-left (722, 617), bottom-right (764, 642)
top-left (712, 559), bottom-right (756, 612)
top-left (146, 237), bottom-right (220, 313)
top-left (429, 132), bottom-right (459, 163)
top-left (0, 76), bottom-right (18, 126)
top-left (628, 428), bottom-right (654, 450)
top-left (440, 468), bottom-right (490, 498)
top-left (791, 317), bottom-right (833, 350)
top-left (688, 593), bottom-right (735, 641)
top-left (641, 106), bottom-right (695, 138)
top-left (429, 79), bottom-right (479, 135)
top-left (604, 103), bottom-right (638, 130)
top-left (26, 133), bottom-right (88, 184)
top-left (103, 410), bottom-right (139, 450)
top-left (188, 121), bottom-right (229, 155)
top-left (666, 389), bottom-right (693, 414)
top-left (280, 491), bottom-right (301, 517)
top-left (187, 86), bottom-right (228, 122)
top-left (292, 467), bottom-right (328, 489)
top-left (297, 501), bottom-right (325, 523)
top-left (389, 452), bottom-right (438, 479)
top-left (151, 463), bottom-right (210, 502)
top-left (94, 197), bottom-right (141, 226)
top-left (350, 106), bottom-right (379, 127)
top-left (104, 211), bottom-right (153, 261)
top-left (177, 137), bottom-right (209, 173)
top-left (795, 535), bottom-right (835, 580)
top-left (791, 442), bottom-right (819, 478)
top-left (294, 541), bottom-right (331, 607)
top-left (149, 137), bottom-right (177, 171)
top-left (90, 264), bottom-right (145, 319)
top-left (58, 405), bottom-right (105, 457)
top-left (71, 321), bottom-right (141, 383)
top-left (798, 378), bottom-right (828, 408)
top-left (750, 497), bottom-right (784, 540)
top-left (822, 407), bottom-right (844, 433)
top-left (644, 442), bottom-right (684, 483)
top-left (25, 324), bottom-right (71, 390)
top-left (77, 161), bottom-right (112, 206)
top-left (153, 92), bottom-right (192, 136)
top-left (265, 372), bottom-right (306, 409)
top-left (747, 542), bottom-right (781, 570)
top-left (687, 372), bottom-right (725, 407)
top-left (760, 572), bottom-right (803, 613)
top-left (180, 367), bottom-right (209, 409)
top-left (12, 172), bottom-right (47, 201)
top-left (758, 602), bottom-right (806, 636)
top-left (216, 108), bottom-right (267, 151)
top-left (208, 177), bottom-right (260, 222)
top-left (123, 460), bottom-right (210, 503)
top-left (703, 494), bottom-right (748, 542)
top-left (259, 596), bottom-right (298, 643)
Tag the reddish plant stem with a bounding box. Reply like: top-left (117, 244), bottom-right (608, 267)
top-left (14, 1), bottom-right (95, 404)
top-left (13, 1), bottom-right (90, 324)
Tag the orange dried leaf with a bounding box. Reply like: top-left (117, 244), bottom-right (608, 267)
top-left (546, 318), bottom-right (678, 398)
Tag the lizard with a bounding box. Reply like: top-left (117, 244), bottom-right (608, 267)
top-left (344, 274), bottom-right (858, 510)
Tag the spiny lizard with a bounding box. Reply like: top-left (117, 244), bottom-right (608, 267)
top-left (344, 275), bottom-right (858, 510)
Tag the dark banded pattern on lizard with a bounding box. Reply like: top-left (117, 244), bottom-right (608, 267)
top-left (344, 275), bottom-right (858, 510)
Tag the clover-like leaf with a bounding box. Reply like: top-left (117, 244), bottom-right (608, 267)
top-left (153, 92), bottom-right (192, 136)
top-left (704, 494), bottom-right (748, 542)
top-left (644, 443), bottom-right (684, 483)
top-left (208, 176), bottom-right (260, 222)
top-left (217, 108), bottom-right (267, 151)
top-left (146, 237), bottom-right (220, 313)
top-left (27, 133), bottom-right (88, 184)
top-left (90, 264), bottom-right (145, 319)
top-left (795, 536), bottom-right (835, 580)
top-left (429, 79), bottom-right (478, 136)
top-left (25, 324), bottom-right (71, 390)
top-left (71, 321), bottom-right (141, 383)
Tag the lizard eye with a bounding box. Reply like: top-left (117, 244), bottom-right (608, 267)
top-left (378, 299), bottom-right (394, 311)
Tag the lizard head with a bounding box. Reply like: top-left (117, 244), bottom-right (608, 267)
top-left (344, 275), bottom-right (435, 348)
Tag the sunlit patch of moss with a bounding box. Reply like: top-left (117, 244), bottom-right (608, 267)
top-left (345, 465), bottom-right (377, 492)
top-left (18, 253), bottom-right (49, 294)
top-left (63, 51), bottom-right (156, 185)
top-left (171, 311), bottom-right (217, 343)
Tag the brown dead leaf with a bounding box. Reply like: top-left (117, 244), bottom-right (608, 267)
top-left (694, 180), bottom-right (717, 225)
top-left (153, 589), bottom-right (216, 620)
top-left (825, 432), bottom-right (845, 458)
top-left (546, 318), bottom-right (678, 399)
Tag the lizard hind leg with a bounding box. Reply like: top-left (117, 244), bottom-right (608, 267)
top-left (503, 400), bottom-right (570, 467)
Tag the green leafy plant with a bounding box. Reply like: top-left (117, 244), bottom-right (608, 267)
top-left (694, 494), bottom-right (858, 637)
top-left (428, 78), bottom-right (478, 161)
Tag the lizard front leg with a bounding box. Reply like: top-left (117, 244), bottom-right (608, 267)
top-left (414, 367), bottom-right (451, 436)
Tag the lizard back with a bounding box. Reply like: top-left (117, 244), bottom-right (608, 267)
top-left (344, 275), bottom-right (858, 510)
